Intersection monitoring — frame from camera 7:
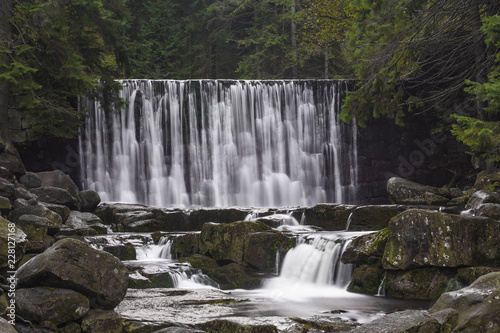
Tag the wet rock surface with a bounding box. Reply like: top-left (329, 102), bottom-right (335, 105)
top-left (16, 238), bottom-right (129, 309)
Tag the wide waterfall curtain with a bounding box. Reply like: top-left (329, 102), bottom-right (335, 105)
top-left (79, 80), bottom-right (358, 208)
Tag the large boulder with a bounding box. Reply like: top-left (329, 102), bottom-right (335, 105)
top-left (383, 209), bottom-right (500, 270)
top-left (473, 169), bottom-right (500, 192)
top-left (474, 203), bottom-right (500, 220)
top-left (199, 221), bottom-right (272, 264)
top-left (346, 205), bottom-right (406, 231)
top-left (64, 211), bottom-right (108, 235)
top-left (188, 207), bottom-right (253, 229)
top-left (16, 238), bottom-right (129, 309)
top-left (0, 177), bottom-right (15, 200)
top-left (386, 177), bottom-right (454, 205)
top-left (341, 229), bottom-right (388, 265)
top-left (19, 172), bottom-right (42, 189)
top-left (303, 204), bottom-right (357, 230)
top-left (80, 309), bottom-right (123, 333)
top-left (16, 287), bottom-right (90, 326)
top-left (29, 186), bottom-right (78, 208)
top-left (245, 231), bottom-right (295, 272)
top-left (10, 199), bottom-right (62, 235)
top-left (384, 268), bottom-right (459, 300)
top-left (430, 272), bottom-right (500, 332)
top-left (348, 309), bottom-right (457, 333)
top-left (78, 189), bottom-right (101, 212)
top-left (0, 216), bottom-right (27, 268)
top-left (35, 170), bottom-right (80, 199)
top-left (16, 214), bottom-right (49, 253)
top-left (465, 190), bottom-right (500, 210)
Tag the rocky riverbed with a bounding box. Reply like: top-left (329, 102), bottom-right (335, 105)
top-left (2, 139), bottom-right (500, 332)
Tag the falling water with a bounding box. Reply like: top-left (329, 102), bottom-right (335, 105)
top-left (80, 80), bottom-right (357, 208)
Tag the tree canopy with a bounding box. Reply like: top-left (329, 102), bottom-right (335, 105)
top-left (1, 0), bottom-right (499, 165)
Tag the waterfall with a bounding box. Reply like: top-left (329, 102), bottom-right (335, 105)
top-left (79, 80), bottom-right (357, 208)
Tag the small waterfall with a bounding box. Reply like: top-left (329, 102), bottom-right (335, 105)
top-left (80, 80), bottom-right (358, 207)
top-left (376, 274), bottom-right (387, 297)
top-left (265, 232), bottom-right (361, 295)
top-left (140, 236), bottom-right (174, 260)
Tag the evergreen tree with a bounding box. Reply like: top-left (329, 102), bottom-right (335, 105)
top-left (0, 0), bottom-right (129, 139)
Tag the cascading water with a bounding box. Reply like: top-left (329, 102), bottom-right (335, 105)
top-left (79, 80), bottom-right (357, 208)
top-left (266, 232), bottom-right (357, 291)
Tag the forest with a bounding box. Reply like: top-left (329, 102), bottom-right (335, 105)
top-left (0, 0), bottom-right (499, 164)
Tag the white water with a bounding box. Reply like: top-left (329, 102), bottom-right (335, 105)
top-left (79, 80), bottom-right (358, 207)
top-left (260, 231), bottom-right (367, 301)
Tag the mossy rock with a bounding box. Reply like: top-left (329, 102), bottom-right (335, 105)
top-left (347, 263), bottom-right (385, 295)
top-left (457, 266), bottom-right (500, 285)
top-left (430, 272), bottom-right (500, 332)
top-left (0, 216), bottom-right (27, 268)
top-left (341, 228), bottom-right (388, 265)
top-left (199, 319), bottom-right (278, 333)
top-left (80, 309), bottom-right (123, 333)
top-left (16, 287), bottom-right (90, 326)
top-left (383, 209), bottom-right (500, 270)
top-left (103, 243), bottom-right (136, 261)
top-left (186, 254), bottom-right (261, 290)
top-left (171, 233), bottom-right (200, 258)
top-left (303, 204), bottom-right (357, 230)
top-left (474, 169), bottom-right (500, 192)
top-left (347, 205), bottom-right (406, 231)
top-left (16, 214), bottom-right (49, 253)
top-left (199, 221), bottom-right (271, 264)
top-left (385, 267), bottom-right (460, 300)
top-left (244, 231), bottom-right (295, 273)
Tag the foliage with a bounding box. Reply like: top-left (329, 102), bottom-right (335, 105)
top-left (338, 0), bottom-right (498, 127)
top-left (0, 0), bottom-right (129, 139)
top-left (452, 15), bottom-right (500, 166)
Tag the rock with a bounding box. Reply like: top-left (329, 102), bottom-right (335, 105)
top-left (40, 202), bottom-right (70, 222)
top-left (171, 233), bottom-right (200, 258)
top-left (303, 204), bottom-right (357, 230)
top-left (14, 187), bottom-right (38, 201)
top-left (0, 216), bottom-right (27, 268)
top-left (11, 200), bottom-right (62, 235)
top-left (0, 177), bottom-right (15, 200)
top-left (65, 211), bottom-right (108, 235)
top-left (56, 321), bottom-right (82, 333)
top-left (474, 169), bottom-right (500, 192)
top-left (385, 268), bottom-right (460, 300)
top-left (80, 309), bottom-right (123, 333)
top-left (0, 317), bottom-right (18, 333)
top-left (382, 209), bottom-right (500, 270)
top-left (245, 232), bottom-right (295, 272)
top-left (16, 238), bottom-right (129, 309)
top-left (16, 287), bottom-right (90, 326)
top-left (95, 203), bottom-right (193, 232)
top-left (103, 243), bottom-right (136, 261)
top-left (16, 215), bottom-right (49, 253)
top-left (430, 272), bottom-right (500, 332)
top-left (348, 309), bottom-right (457, 333)
top-left (0, 166), bottom-right (8, 179)
top-left (19, 172), bottom-right (42, 189)
top-left (199, 221), bottom-right (272, 264)
top-left (200, 319), bottom-right (278, 333)
top-left (189, 207), bottom-right (254, 229)
top-left (466, 190), bottom-right (500, 210)
top-left (474, 203), bottom-right (500, 220)
top-left (341, 229), bottom-right (388, 265)
top-left (0, 195), bottom-right (11, 213)
top-left (78, 190), bottom-right (101, 212)
top-left (386, 177), bottom-right (449, 205)
top-left (35, 170), bottom-right (80, 199)
top-left (347, 263), bottom-right (385, 295)
top-left (290, 316), bottom-right (357, 332)
top-left (0, 143), bottom-right (26, 177)
top-left (29, 186), bottom-right (78, 208)
top-left (457, 266), bottom-right (500, 285)
top-left (187, 254), bottom-right (261, 289)
top-left (346, 205), bottom-right (406, 231)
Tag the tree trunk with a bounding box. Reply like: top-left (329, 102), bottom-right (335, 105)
top-left (0, 0), bottom-right (13, 141)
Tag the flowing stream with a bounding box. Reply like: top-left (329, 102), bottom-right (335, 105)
top-left (79, 80), bottom-right (358, 207)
